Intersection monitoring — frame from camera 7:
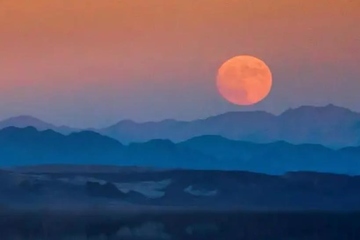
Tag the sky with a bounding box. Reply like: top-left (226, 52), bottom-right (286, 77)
top-left (0, 0), bottom-right (359, 128)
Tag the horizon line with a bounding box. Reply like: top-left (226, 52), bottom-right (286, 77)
top-left (0, 103), bottom-right (355, 129)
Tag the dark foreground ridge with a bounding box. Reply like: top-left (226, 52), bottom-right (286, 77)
top-left (2, 166), bottom-right (360, 239)
top-left (1, 166), bottom-right (360, 211)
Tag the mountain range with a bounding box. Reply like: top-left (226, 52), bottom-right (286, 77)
top-left (1, 127), bottom-right (360, 174)
top-left (1, 104), bottom-right (360, 147)
top-left (0, 115), bottom-right (77, 134)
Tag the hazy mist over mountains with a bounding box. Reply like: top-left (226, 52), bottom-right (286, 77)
top-left (2, 1), bottom-right (359, 238)
top-left (2, 167), bottom-right (360, 211)
top-left (1, 104), bottom-right (360, 147)
top-left (2, 105), bottom-right (360, 238)
top-left (1, 104), bottom-right (360, 175)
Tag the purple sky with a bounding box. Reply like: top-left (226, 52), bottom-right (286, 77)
top-left (0, 0), bottom-right (359, 127)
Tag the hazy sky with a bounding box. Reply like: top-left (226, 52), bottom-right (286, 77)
top-left (0, 0), bottom-right (359, 127)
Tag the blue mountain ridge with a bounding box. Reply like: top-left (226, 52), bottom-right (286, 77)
top-left (0, 127), bottom-right (360, 175)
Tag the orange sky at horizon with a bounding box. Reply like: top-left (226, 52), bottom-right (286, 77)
top-left (0, 0), bottom-right (359, 127)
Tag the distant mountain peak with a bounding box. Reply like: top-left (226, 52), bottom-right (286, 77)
top-left (0, 115), bottom-right (52, 126)
top-left (119, 119), bottom-right (136, 124)
top-left (5, 115), bottom-right (41, 120)
top-left (282, 104), bottom-right (355, 115)
top-left (205, 110), bottom-right (275, 120)
top-left (0, 115), bottom-right (77, 134)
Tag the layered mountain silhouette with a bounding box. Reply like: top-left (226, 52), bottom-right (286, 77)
top-left (2, 104), bottom-right (360, 147)
top-left (0, 127), bottom-right (123, 166)
top-left (1, 127), bottom-right (360, 174)
top-left (0, 115), bottom-right (77, 134)
top-left (99, 104), bottom-right (360, 147)
top-left (0, 127), bottom-right (214, 170)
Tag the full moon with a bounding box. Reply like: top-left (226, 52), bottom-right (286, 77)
top-left (216, 55), bottom-right (272, 105)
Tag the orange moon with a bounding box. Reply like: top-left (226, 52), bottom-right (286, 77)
top-left (216, 55), bottom-right (272, 105)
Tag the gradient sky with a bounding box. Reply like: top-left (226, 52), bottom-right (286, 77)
top-left (0, 0), bottom-right (359, 127)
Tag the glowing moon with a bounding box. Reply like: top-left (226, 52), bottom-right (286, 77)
top-left (217, 55), bottom-right (272, 105)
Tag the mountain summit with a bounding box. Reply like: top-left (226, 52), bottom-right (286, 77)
top-left (0, 116), bottom-right (76, 134)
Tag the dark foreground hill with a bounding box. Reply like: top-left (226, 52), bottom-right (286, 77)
top-left (1, 210), bottom-right (360, 240)
top-left (1, 127), bottom-right (360, 174)
top-left (2, 210), bottom-right (360, 240)
top-left (2, 166), bottom-right (360, 211)
top-left (2, 166), bottom-right (360, 239)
